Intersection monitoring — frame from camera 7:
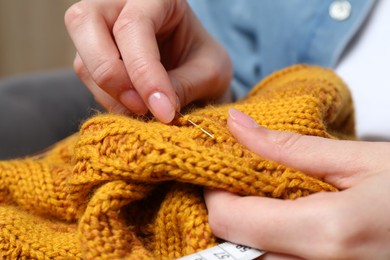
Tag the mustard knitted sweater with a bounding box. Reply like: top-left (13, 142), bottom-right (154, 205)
top-left (0, 65), bottom-right (354, 259)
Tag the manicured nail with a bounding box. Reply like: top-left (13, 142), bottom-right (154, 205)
top-left (228, 108), bottom-right (259, 128)
top-left (148, 92), bottom-right (176, 123)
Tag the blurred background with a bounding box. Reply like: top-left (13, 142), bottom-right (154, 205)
top-left (0, 0), bottom-right (77, 77)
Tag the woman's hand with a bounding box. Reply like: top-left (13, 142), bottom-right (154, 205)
top-left (205, 108), bottom-right (390, 259)
top-left (65, 0), bottom-right (232, 123)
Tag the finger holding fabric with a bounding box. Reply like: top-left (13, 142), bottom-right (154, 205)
top-left (65, 0), bottom-right (232, 123)
top-left (205, 109), bottom-right (390, 259)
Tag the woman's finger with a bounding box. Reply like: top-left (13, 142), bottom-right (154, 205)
top-left (205, 173), bottom-right (390, 259)
top-left (65, 0), bottom-right (147, 115)
top-left (169, 56), bottom-right (232, 107)
top-left (204, 188), bottom-right (338, 258)
top-left (73, 53), bottom-right (134, 114)
top-left (113, 0), bottom-right (188, 122)
top-left (227, 108), bottom-right (390, 188)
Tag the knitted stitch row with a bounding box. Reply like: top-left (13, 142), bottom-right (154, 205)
top-left (0, 65), bottom-right (354, 259)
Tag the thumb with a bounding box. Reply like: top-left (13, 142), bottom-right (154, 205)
top-left (168, 57), bottom-right (232, 108)
top-left (227, 108), bottom-right (389, 189)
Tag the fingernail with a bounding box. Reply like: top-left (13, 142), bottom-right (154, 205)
top-left (148, 92), bottom-right (176, 123)
top-left (228, 108), bottom-right (259, 128)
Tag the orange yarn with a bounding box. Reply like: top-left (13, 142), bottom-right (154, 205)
top-left (0, 65), bottom-right (354, 259)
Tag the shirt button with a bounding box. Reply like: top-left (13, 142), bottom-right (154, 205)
top-left (329, 1), bottom-right (352, 21)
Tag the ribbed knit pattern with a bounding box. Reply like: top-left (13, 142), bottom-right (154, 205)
top-left (0, 65), bottom-right (354, 259)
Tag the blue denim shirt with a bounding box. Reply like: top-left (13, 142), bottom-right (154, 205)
top-left (188, 0), bottom-right (374, 99)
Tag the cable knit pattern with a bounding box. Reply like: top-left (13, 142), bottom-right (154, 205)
top-left (0, 65), bottom-right (354, 259)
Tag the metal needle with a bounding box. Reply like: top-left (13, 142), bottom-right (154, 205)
top-left (177, 112), bottom-right (214, 139)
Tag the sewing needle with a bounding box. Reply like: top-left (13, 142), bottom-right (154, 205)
top-left (177, 112), bottom-right (215, 139)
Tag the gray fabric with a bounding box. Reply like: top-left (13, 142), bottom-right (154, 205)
top-left (0, 69), bottom-right (101, 159)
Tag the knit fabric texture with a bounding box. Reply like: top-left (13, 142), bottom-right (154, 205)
top-left (0, 65), bottom-right (355, 259)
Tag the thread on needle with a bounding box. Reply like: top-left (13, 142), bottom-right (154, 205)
top-left (177, 112), bottom-right (215, 139)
